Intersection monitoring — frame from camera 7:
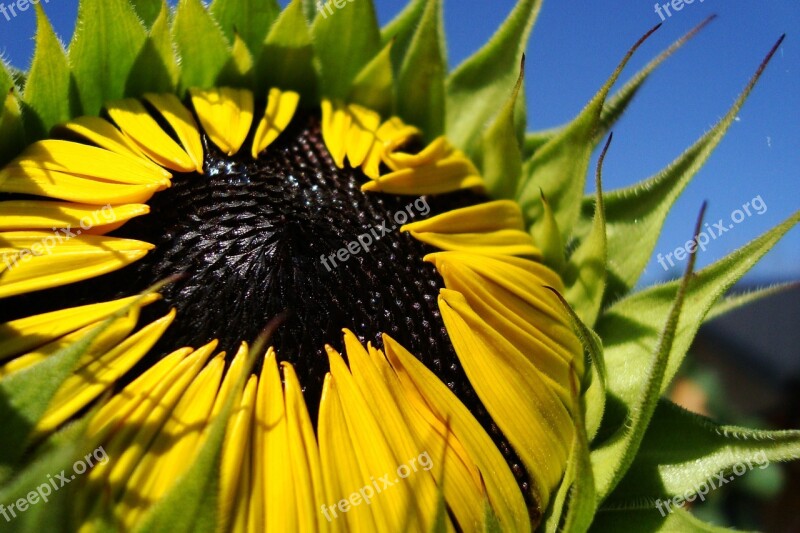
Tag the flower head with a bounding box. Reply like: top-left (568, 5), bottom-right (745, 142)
top-left (0, 1), bottom-right (797, 532)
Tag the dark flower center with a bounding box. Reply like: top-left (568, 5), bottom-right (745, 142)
top-left (2, 112), bottom-right (535, 507)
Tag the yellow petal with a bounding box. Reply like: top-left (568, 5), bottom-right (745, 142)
top-left (255, 348), bottom-right (296, 532)
top-left (144, 93), bottom-right (206, 173)
top-left (0, 201), bottom-right (149, 233)
top-left (362, 152), bottom-right (485, 195)
top-left (283, 362), bottom-right (326, 533)
top-left (0, 293), bottom-right (159, 361)
top-left (221, 374), bottom-right (258, 532)
top-left (0, 232), bottom-right (153, 299)
top-left (341, 330), bottom-right (449, 531)
top-left (34, 309), bottom-right (177, 435)
top-left (381, 334), bottom-right (531, 533)
top-left (318, 373), bottom-right (379, 533)
top-left (54, 116), bottom-right (154, 163)
top-left (0, 166), bottom-right (162, 204)
top-left (85, 341), bottom-right (217, 504)
top-left (8, 140), bottom-right (171, 186)
top-left (190, 87), bottom-right (254, 156)
top-left (438, 288), bottom-right (574, 509)
top-left (106, 98), bottom-right (196, 172)
top-left (119, 353), bottom-right (225, 529)
top-left (252, 88), bottom-right (300, 158)
top-left (321, 100), bottom-right (352, 169)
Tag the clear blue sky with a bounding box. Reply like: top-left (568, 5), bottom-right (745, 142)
top-left (1, 0), bottom-right (797, 286)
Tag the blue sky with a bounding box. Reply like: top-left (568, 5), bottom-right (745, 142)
top-left (0, 0), bottom-right (797, 286)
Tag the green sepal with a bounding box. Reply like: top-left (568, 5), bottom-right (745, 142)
top-left (218, 32), bottom-right (256, 89)
top-left (395, 0), bottom-right (446, 138)
top-left (348, 41), bottom-right (395, 117)
top-left (591, 208), bottom-right (701, 501)
top-left (706, 282), bottom-right (798, 322)
top-left (445, 0), bottom-right (541, 156)
top-left (543, 359), bottom-right (597, 533)
top-left (255, 0), bottom-right (318, 103)
top-left (0, 321), bottom-right (108, 483)
top-left (130, 0), bottom-right (162, 28)
top-left (591, 506), bottom-right (735, 533)
top-left (67, 0), bottom-right (148, 115)
top-left (0, 59), bottom-right (15, 96)
top-left (126, 1), bottom-right (182, 96)
top-left (548, 289), bottom-right (607, 442)
top-left (531, 189), bottom-right (565, 272)
top-left (312, 0), bottom-right (381, 99)
top-left (609, 399), bottom-right (800, 503)
top-left (0, 90), bottom-right (27, 168)
top-left (0, 409), bottom-right (105, 533)
top-left (575, 36), bottom-right (784, 305)
top-left (379, 0), bottom-right (425, 73)
top-left (562, 134), bottom-right (610, 327)
top-left (522, 17), bottom-right (715, 161)
top-left (479, 58), bottom-right (524, 200)
top-left (516, 25), bottom-right (658, 236)
top-left (210, 0), bottom-right (281, 56)
top-left (172, 0), bottom-right (232, 93)
top-left (597, 211), bottom-right (799, 431)
top-left (22, 5), bottom-right (73, 142)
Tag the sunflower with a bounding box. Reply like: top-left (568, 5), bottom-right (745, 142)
top-left (0, 0), bottom-right (797, 532)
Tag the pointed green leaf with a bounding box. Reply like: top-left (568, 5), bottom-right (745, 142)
top-left (0, 324), bottom-right (103, 481)
top-left (22, 5), bottom-right (72, 141)
top-left (0, 90), bottom-right (27, 166)
top-left (0, 61), bottom-right (15, 97)
top-left (547, 289), bottom-right (607, 442)
top-left (68, 0), bottom-right (148, 115)
top-left (0, 415), bottom-right (102, 533)
top-left (610, 399), bottom-right (800, 503)
top-left (211, 0), bottom-right (280, 55)
top-left (479, 58), bottom-right (524, 199)
top-left (575, 36), bottom-right (784, 304)
top-left (302, 0), bottom-right (317, 22)
top-left (543, 366), bottom-right (596, 533)
top-left (126, 1), bottom-right (182, 95)
top-left (596, 16), bottom-right (715, 147)
top-left (445, 0), bottom-right (541, 155)
top-left (516, 25), bottom-right (659, 235)
top-left (592, 506), bottom-right (734, 533)
top-left (218, 32), bottom-right (256, 88)
top-left (172, 0), bottom-right (232, 92)
top-left (131, 0), bottom-right (163, 27)
top-left (312, 0), bottom-right (381, 99)
top-left (348, 41), bottom-right (395, 117)
top-left (522, 17), bottom-right (715, 161)
top-left (592, 208), bottom-right (702, 500)
top-left (256, 0), bottom-right (317, 102)
top-left (380, 0), bottom-right (425, 72)
top-left (706, 282), bottom-right (798, 322)
top-left (531, 189), bottom-right (565, 272)
top-left (598, 211), bottom-right (800, 420)
top-left (395, 0), bottom-right (445, 137)
top-left (562, 134), bottom-right (610, 326)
